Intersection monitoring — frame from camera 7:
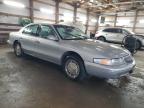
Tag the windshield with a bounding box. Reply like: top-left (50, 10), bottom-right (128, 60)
top-left (123, 29), bottom-right (135, 35)
top-left (128, 30), bottom-right (135, 35)
top-left (54, 25), bottom-right (88, 40)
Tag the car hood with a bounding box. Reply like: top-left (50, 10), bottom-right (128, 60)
top-left (135, 34), bottom-right (144, 39)
top-left (64, 39), bottom-right (129, 59)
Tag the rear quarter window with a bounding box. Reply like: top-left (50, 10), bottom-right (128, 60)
top-left (22, 24), bottom-right (39, 36)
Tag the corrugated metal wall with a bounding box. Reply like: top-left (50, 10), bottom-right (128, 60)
top-left (0, 0), bottom-right (143, 43)
top-left (0, 0), bottom-right (29, 23)
top-left (0, 0), bottom-right (29, 43)
top-left (33, 0), bottom-right (55, 23)
top-left (0, 0), bottom-right (97, 44)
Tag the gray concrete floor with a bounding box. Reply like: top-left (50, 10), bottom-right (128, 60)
top-left (0, 45), bottom-right (144, 108)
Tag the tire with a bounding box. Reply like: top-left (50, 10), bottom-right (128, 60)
top-left (14, 42), bottom-right (24, 57)
top-left (63, 56), bottom-right (87, 81)
top-left (97, 36), bottom-right (106, 42)
top-left (136, 40), bottom-right (141, 50)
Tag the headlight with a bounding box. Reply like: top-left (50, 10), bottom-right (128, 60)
top-left (93, 58), bottom-right (124, 66)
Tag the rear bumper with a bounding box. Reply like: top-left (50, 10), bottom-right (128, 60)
top-left (85, 60), bottom-right (135, 79)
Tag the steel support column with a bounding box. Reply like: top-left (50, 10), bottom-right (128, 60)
top-left (29, 0), bottom-right (34, 23)
top-left (133, 10), bottom-right (138, 32)
top-left (55, 0), bottom-right (59, 24)
top-left (73, 3), bottom-right (77, 23)
top-left (85, 9), bottom-right (90, 34)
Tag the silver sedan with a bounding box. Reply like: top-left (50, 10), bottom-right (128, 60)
top-left (8, 23), bottom-right (136, 81)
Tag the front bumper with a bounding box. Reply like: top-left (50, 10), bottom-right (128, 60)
top-left (142, 39), bottom-right (144, 47)
top-left (85, 59), bottom-right (135, 79)
top-left (7, 40), bottom-right (10, 44)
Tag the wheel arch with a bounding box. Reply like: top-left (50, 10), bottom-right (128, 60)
top-left (97, 36), bottom-right (106, 40)
top-left (61, 51), bottom-right (84, 65)
top-left (13, 40), bottom-right (20, 47)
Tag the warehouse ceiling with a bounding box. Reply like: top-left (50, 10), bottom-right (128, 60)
top-left (61, 0), bottom-right (144, 13)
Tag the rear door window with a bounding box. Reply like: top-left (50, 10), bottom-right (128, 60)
top-left (22, 24), bottom-right (39, 36)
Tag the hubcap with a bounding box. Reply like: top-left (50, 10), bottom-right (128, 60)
top-left (15, 44), bottom-right (21, 56)
top-left (65, 59), bottom-right (80, 79)
top-left (99, 37), bottom-right (104, 41)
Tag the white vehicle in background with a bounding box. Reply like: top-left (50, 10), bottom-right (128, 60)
top-left (95, 28), bottom-right (144, 49)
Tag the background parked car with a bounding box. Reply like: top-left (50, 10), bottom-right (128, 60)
top-left (95, 28), bottom-right (144, 49)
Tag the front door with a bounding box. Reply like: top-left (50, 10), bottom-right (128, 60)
top-left (36, 25), bottom-right (61, 64)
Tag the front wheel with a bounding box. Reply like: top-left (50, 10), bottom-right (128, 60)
top-left (14, 43), bottom-right (24, 57)
top-left (63, 56), bottom-right (87, 81)
top-left (97, 36), bottom-right (106, 42)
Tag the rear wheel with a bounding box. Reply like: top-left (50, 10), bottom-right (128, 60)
top-left (97, 36), bottom-right (106, 42)
top-left (14, 42), bottom-right (24, 57)
top-left (63, 56), bottom-right (87, 81)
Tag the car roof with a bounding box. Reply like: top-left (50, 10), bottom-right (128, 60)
top-left (20, 23), bottom-right (76, 32)
top-left (103, 27), bottom-right (123, 30)
top-left (28, 23), bottom-right (73, 27)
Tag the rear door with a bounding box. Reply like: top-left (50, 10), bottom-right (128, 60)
top-left (20, 24), bottom-right (40, 55)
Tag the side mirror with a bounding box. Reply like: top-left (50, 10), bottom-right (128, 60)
top-left (47, 35), bottom-right (59, 41)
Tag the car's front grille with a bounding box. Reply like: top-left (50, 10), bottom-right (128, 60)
top-left (124, 56), bottom-right (133, 63)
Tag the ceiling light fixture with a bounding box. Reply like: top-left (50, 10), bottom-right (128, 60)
top-left (77, 17), bottom-right (87, 24)
top-left (3, 0), bottom-right (25, 8)
top-left (90, 0), bottom-right (94, 2)
top-left (91, 19), bottom-right (97, 22)
top-left (63, 13), bottom-right (73, 22)
top-left (40, 8), bottom-right (54, 14)
top-left (64, 13), bottom-right (73, 17)
top-left (117, 19), bottom-right (130, 25)
top-left (139, 20), bottom-right (144, 23)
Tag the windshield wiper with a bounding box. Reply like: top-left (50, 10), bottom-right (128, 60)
top-left (63, 32), bottom-right (88, 40)
top-left (75, 34), bottom-right (89, 40)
